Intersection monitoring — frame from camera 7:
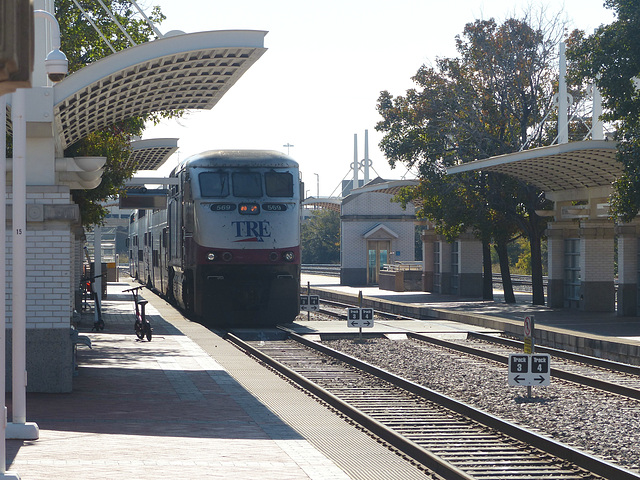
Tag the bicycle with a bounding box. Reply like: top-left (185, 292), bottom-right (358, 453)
top-left (123, 286), bottom-right (152, 341)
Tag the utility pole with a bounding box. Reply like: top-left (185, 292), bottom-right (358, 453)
top-left (283, 143), bottom-right (294, 155)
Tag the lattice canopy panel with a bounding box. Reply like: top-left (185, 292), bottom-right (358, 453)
top-left (53, 31), bottom-right (266, 150)
top-left (483, 148), bottom-right (620, 191)
top-left (128, 138), bottom-right (178, 171)
top-left (448, 140), bottom-right (621, 192)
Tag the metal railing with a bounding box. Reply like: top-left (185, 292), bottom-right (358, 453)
top-left (382, 261), bottom-right (422, 272)
top-left (301, 265), bottom-right (549, 289)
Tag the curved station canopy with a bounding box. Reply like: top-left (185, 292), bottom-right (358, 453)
top-left (128, 137), bottom-right (178, 171)
top-left (52, 30), bottom-right (267, 153)
top-left (349, 178), bottom-right (420, 197)
top-left (302, 197), bottom-right (342, 212)
top-left (447, 140), bottom-right (620, 201)
top-left (302, 179), bottom-right (420, 213)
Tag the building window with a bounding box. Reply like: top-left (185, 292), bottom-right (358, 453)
top-left (434, 242), bottom-right (441, 292)
top-left (450, 241), bottom-right (459, 295)
top-left (637, 238), bottom-right (640, 313)
top-left (564, 238), bottom-right (580, 301)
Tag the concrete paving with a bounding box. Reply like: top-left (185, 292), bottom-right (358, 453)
top-left (5, 281), bottom-right (432, 480)
top-left (7, 274), bottom-right (640, 479)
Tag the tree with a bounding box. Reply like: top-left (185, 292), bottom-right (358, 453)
top-left (64, 119), bottom-right (143, 226)
top-left (377, 13), bottom-right (564, 304)
top-left (566, 0), bottom-right (640, 221)
top-left (56, 1), bottom-right (165, 70)
top-left (54, 1), bottom-right (170, 227)
top-left (393, 167), bottom-right (499, 299)
top-left (301, 209), bottom-right (340, 264)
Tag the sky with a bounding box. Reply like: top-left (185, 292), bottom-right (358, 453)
top-left (139, 0), bottom-right (616, 197)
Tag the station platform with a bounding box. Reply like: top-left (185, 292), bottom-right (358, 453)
top-left (8, 275), bottom-right (640, 479)
top-left (300, 274), bottom-right (640, 365)
top-left (6, 281), bottom-right (430, 480)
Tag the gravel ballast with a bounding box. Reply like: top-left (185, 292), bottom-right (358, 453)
top-left (326, 337), bottom-right (640, 473)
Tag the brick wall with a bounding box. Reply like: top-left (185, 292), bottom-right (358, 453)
top-left (6, 188), bottom-right (75, 329)
top-left (341, 191), bottom-right (416, 269)
top-left (5, 186), bottom-right (78, 392)
top-left (458, 238), bottom-right (482, 274)
top-left (579, 222), bottom-right (615, 281)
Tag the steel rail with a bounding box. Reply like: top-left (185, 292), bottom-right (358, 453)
top-left (407, 331), bottom-right (640, 401)
top-left (469, 331), bottom-right (640, 375)
top-left (225, 331), bottom-right (473, 480)
top-left (313, 299), bottom-right (640, 400)
top-left (279, 329), bottom-right (640, 480)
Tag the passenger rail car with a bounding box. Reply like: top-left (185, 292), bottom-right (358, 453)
top-left (129, 150), bottom-right (301, 326)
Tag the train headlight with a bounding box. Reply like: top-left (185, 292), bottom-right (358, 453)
top-left (283, 251), bottom-right (295, 262)
top-left (239, 203), bottom-right (260, 215)
top-left (207, 252), bottom-right (217, 261)
top-left (269, 252), bottom-right (279, 262)
top-left (222, 252), bottom-right (233, 262)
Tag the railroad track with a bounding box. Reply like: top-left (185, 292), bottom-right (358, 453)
top-left (419, 331), bottom-right (640, 400)
top-left (308, 299), bottom-right (640, 401)
top-left (227, 331), bottom-right (638, 480)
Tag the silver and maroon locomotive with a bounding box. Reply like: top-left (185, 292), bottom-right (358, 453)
top-left (129, 150), bottom-right (301, 326)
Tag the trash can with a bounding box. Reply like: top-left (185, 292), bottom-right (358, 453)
top-left (107, 262), bottom-right (117, 282)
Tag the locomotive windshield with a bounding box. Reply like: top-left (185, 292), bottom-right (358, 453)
top-left (232, 172), bottom-right (262, 197)
top-left (198, 170), bottom-right (294, 198)
top-left (199, 172), bottom-right (229, 197)
top-left (265, 172), bottom-right (294, 197)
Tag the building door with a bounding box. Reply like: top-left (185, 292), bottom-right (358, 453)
top-left (367, 240), bottom-right (390, 284)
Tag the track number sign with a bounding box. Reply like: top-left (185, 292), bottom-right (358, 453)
top-left (346, 308), bottom-right (374, 328)
top-left (508, 353), bottom-right (550, 386)
top-left (300, 295), bottom-right (319, 311)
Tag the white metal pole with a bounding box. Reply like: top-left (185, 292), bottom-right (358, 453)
top-left (0, 92), bottom-right (19, 480)
top-left (11, 89), bottom-right (27, 426)
top-left (0, 94), bottom-right (7, 473)
top-left (0, 95), bottom-right (20, 480)
top-left (558, 42), bottom-right (569, 144)
top-left (592, 77), bottom-right (604, 141)
top-left (363, 129), bottom-right (370, 184)
top-left (8, 90), bottom-right (39, 442)
top-left (129, 0), bottom-right (164, 38)
top-left (352, 134), bottom-right (359, 189)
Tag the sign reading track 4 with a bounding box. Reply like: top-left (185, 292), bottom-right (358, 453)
top-left (508, 353), bottom-right (551, 386)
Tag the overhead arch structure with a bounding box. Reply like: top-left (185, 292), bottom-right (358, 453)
top-left (302, 197), bottom-right (342, 213)
top-left (447, 140), bottom-right (620, 203)
top-left (302, 179), bottom-right (421, 214)
top-left (343, 178), bottom-right (422, 210)
top-left (348, 178), bottom-right (420, 197)
top-left (52, 30), bottom-right (267, 154)
top-left (128, 137), bottom-right (179, 171)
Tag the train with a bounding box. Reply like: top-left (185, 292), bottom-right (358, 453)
top-left (128, 149), bottom-right (301, 326)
